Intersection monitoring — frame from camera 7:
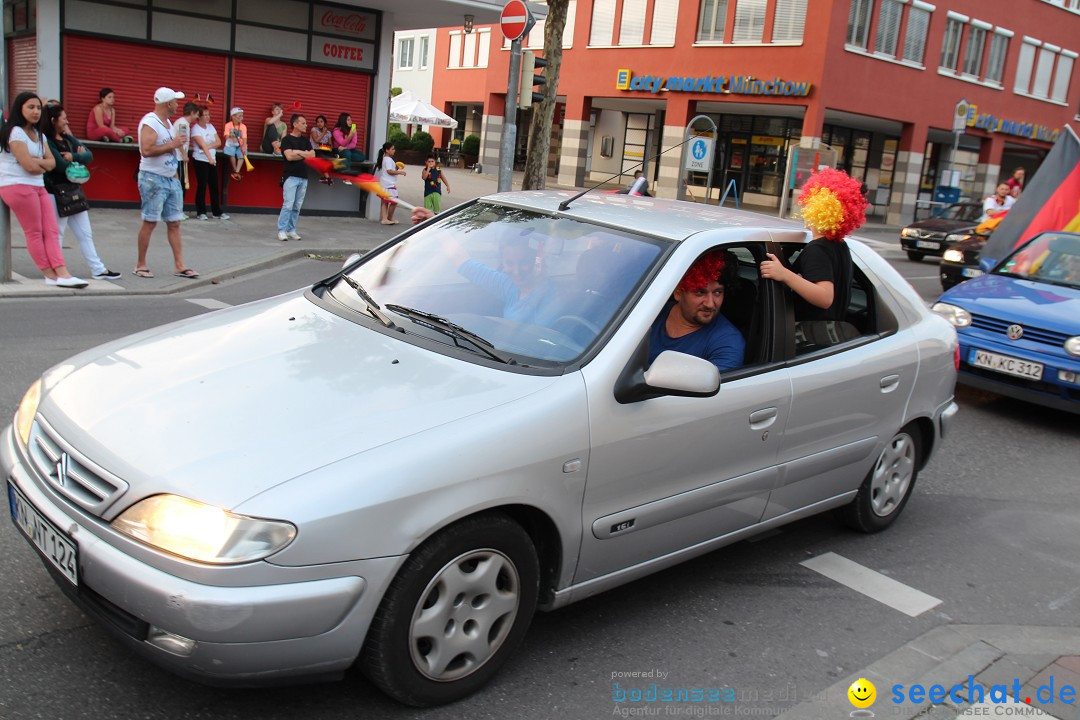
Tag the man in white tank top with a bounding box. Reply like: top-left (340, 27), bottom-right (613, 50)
top-left (133, 87), bottom-right (199, 279)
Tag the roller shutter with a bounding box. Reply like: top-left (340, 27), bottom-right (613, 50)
top-left (62, 35), bottom-right (228, 139)
top-left (7, 36), bottom-right (38, 97)
top-left (231, 57), bottom-right (372, 157)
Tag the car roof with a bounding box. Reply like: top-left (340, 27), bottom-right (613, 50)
top-left (481, 190), bottom-right (806, 242)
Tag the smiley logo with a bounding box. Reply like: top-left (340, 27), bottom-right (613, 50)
top-left (848, 678), bottom-right (876, 709)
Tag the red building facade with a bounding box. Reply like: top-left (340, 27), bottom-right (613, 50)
top-left (428, 0), bottom-right (1079, 223)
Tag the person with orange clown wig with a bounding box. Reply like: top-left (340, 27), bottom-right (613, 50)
top-left (759, 167), bottom-right (868, 320)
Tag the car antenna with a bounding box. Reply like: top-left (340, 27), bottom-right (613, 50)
top-left (558, 134), bottom-right (698, 212)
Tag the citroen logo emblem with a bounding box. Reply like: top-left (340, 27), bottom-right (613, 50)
top-left (1006, 324), bottom-right (1024, 340)
top-left (55, 452), bottom-right (70, 487)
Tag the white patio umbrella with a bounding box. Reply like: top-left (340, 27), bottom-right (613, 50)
top-left (389, 90), bottom-right (458, 128)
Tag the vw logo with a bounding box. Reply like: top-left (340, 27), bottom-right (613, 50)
top-left (54, 452), bottom-right (70, 487)
top-left (1006, 324), bottom-right (1024, 340)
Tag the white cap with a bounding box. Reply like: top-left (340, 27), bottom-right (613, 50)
top-left (230, 107), bottom-right (244, 116)
top-left (154, 87), bottom-right (185, 104)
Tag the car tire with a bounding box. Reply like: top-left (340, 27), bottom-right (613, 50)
top-left (360, 512), bottom-right (540, 707)
top-left (838, 425), bottom-right (921, 533)
top-left (906, 251), bottom-right (924, 262)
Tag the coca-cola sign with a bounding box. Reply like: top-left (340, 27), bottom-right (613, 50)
top-left (314, 5), bottom-right (376, 40)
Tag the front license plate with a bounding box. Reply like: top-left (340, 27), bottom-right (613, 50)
top-left (916, 240), bottom-right (940, 250)
top-left (8, 482), bottom-right (79, 586)
top-left (962, 268), bottom-right (984, 278)
top-left (971, 349), bottom-right (1044, 381)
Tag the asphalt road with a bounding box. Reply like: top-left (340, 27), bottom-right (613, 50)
top-left (1, 253), bottom-right (1076, 720)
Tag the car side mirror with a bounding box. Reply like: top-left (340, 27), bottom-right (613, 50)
top-left (978, 257), bottom-right (996, 273)
top-left (643, 351), bottom-right (720, 395)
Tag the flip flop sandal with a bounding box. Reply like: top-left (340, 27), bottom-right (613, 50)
top-left (174, 269), bottom-right (200, 279)
top-left (132, 268), bottom-right (154, 278)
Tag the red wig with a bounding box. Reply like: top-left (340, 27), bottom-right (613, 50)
top-left (678, 249), bottom-right (727, 292)
top-left (797, 167), bottom-right (868, 241)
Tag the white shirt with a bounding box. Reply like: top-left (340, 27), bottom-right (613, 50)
top-left (0, 126), bottom-right (46, 187)
top-left (379, 155), bottom-right (397, 190)
top-left (137, 112), bottom-right (179, 177)
top-left (191, 123), bottom-right (218, 163)
top-left (981, 194), bottom-right (1015, 221)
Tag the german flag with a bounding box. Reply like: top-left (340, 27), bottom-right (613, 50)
top-left (983, 125), bottom-right (1080, 262)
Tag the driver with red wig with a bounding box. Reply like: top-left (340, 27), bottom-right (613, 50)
top-left (760, 167), bottom-right (868, 320)
top-left (647, 249), bottom-right (745, 372)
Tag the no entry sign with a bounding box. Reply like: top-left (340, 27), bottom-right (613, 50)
top-left (501, 0), bottom-right (534, 41)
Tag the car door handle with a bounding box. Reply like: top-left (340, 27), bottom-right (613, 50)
top-left (749, 408), bottom-right (777, 430)
top-left (880, 374), bottom-right (901, 393)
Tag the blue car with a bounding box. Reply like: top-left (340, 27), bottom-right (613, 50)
top-left (932, 231), bottom-right (1080, 414)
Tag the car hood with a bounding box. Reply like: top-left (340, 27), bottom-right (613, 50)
top-left (907, 218), bottom-right (976, 234)
top-left (39, 293), bottom-right (559, 513)
top-left (940, 274), bottom-right (1080, 328)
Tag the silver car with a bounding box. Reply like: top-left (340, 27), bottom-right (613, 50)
top-left (4, 191), bottom-right (958, 706)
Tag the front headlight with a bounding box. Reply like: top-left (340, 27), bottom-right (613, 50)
top-left (901, 228), bottom-right (919, 238)
top-left (1066, 336), bottom-right (1080, 357)
top-left (945, 233), bottom-right (972, 244)
top-left (931, 302), bottom-right (973, 328)
top-left (943, 249), bottom-right (965, 263)
top-left (14, 379), bottom-right (42, 446)
top-left (111, 494), bottom-right (297, 564)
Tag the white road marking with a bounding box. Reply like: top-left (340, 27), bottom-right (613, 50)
top-left (801, 552), bottom-right (942, 617)
top-left (187, 299), bottom-right (232, 310)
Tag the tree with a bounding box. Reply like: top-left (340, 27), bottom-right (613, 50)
top-left (521, 0), bottom-right (569, 191)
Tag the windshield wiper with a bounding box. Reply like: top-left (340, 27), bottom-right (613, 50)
top-left (337, 274), bottom-right (395, 327)
top-left (384, 304), bottom-right (514, 364)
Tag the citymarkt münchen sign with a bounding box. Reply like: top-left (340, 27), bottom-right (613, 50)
top-left (616, 69), bottom-right (812, 97)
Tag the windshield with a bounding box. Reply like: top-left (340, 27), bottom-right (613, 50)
top-left (344, 202), bottom-right (668, 366)
top-left (995, 232), bottom-right (1080, 289)
top-left (940, 204), bottom-right (982, 222)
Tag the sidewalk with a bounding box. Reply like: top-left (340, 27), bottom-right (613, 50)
top-left (0, 166), bottom-right (904, 298)
top-left (777, 626), bottom-right (1080, 719)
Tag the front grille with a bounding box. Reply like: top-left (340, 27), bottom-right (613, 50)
top-left (970, 315), bottom-right (1069, 348)
top-left (27, 417), bottom-right (128, 517)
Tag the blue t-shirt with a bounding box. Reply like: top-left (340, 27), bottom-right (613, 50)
top-left (458, 258), bottom-right (559, 325)
top-left (647, 302), bottom-right (745, 371)
top-left (424, 167), bottom-right (443, 196)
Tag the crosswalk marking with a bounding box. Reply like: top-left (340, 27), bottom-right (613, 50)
top-left (801, 552), bottom-right (942, 617)
top-left (187, 299), bottom-right (232, 310)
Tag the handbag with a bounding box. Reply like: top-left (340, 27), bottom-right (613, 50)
top-left (54, 181), bottom-right (90, 217)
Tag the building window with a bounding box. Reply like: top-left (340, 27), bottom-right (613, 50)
top-left (732, 0), bottom-right (767, 43)
top-left (1014, 38), bottom-right (1038, 93)
top-left (698, 0), bottom-right (728, 41)
top-left (397, 37), bottom-right (414, 70)
top-left (874, 0), bottom-right (903, 57)
top-left (771, 0), bottom-right (806, 43)
top-left (651, 0), bottom-right (679, 45)
top-left (847, 0), bottom-right (873, 49)
top-left (1051, 52), bottom-right (1075, 102)
top-left (619, 0), bottom-right (646, 44)
top-left (590, 0), bottom-right (616, 45)
top-left (984, 30), bottom-right (1009, 84)
top-left (940, 15), bottom-right (964, 71)
top-left (1015, 38), bottom-right (1076, 101)
top-left (961, 23), bottom-right (987, 76)
top-left (448, 32), bottom-right (462, 68)
top-left (902, 3), bottom-right (931, 64)
top-left (418, 36), bottom-right (429, 70)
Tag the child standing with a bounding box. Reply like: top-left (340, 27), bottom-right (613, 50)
top-left (421, 155), bottom-right (450, 214)
top-left (223, 107), bottom-right (247, 181)
top-left (375, 142), bottom-right (406, 224)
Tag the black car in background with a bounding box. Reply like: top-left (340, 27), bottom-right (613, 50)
top-left (899, 202), bottom-right (983, 262)
top-left (940, 235), bottom-right (988, 290)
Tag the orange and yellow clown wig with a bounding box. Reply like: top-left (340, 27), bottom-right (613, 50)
top-left (796, 168), bottom-right (869, 242)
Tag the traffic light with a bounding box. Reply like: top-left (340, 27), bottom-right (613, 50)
top-left (519, 50), bottom-right (549, 109)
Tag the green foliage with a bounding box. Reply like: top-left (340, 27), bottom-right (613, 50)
top-left (461, 134), bottom-right (480, 156)
top-left (410, 130), bottom-right (434, 154)
top-left (387, 127), bottom-right (411, 151)
top-left (390, 87), bottom-right (403, 97)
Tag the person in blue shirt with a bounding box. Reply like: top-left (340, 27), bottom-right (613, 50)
top-left (648, 249), bottom-right (745, 372)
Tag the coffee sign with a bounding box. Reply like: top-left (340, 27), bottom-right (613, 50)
top-left (313, 4), bottom-right (376, 41)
